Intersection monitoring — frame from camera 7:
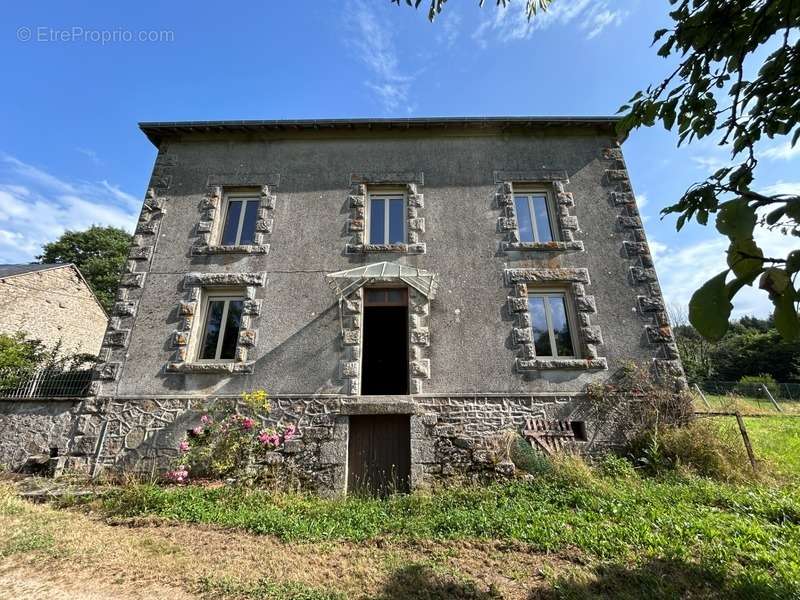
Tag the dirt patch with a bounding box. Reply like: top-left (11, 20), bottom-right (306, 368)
top-left (0, 494), bottom-right (579, 599)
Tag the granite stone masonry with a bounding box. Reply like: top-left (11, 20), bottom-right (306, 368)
top-left (0, 117), bottom-right (682, 491)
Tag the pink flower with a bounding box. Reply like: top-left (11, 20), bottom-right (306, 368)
top-left (178, 440), bottom-right (190, 452)
top-left (258, 430), bottom-right (280, 448)
top-left (241, 417), bottom-right (255, 431)
top-left (200, 415), bottom-right (212, 425)
top-left (190, 425), bottom-right (204, 436)
top-left (283, 425), bottom-right (297, 440)
top-left (166, 465), bottom-right (189, 483)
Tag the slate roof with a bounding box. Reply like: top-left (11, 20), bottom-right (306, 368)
top-left (0, 263), bottom-right (69, 279)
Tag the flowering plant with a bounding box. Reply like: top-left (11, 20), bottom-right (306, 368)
top-left (165, 389), bottom-right (298, 483)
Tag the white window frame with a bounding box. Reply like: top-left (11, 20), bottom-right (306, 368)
top-left (514, 189), bottom-right (558, 243)
top-left (219, 193), bottom-right (260, 246)
top-left (367, 191), bottom-right (406, 245)
top-left (195, 293), bottom-right (245, 362)
top-left (527, 289), bottom-right (579, 359)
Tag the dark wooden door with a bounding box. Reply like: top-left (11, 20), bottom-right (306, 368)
top-left (348, 415), bottom-right (411, 496)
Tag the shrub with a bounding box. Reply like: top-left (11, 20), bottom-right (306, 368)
top-left (169, 390), bottom-right (299, 483)
top-left (739, 374), bottom-right (779, 399)
top-left (629, 420), bottom-right (754, 482)
top-left (598, 453), bottom-right (638, 479)
top-left (585, 362), bottom-right (694, 448)
top-left (508, 434), bottom-right (553, 476)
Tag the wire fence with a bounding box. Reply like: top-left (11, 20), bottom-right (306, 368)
top-left (696, 380), bottom-right (800, 400)
top-left (0, 367), bottom-right (94, 399)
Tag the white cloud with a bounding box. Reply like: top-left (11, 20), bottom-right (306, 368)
top-left (762, 142), bottom-right (800, 161)
top-left (472, 0), bottom-right (627, 47)
top-left (635, 193), bottom-right (648, 210)
top-left (691, 154), bottom-right (727, 174)
top-left (345, 1), bottom-right (415, 113)
top-left (759, 180), bottom-right (800, 197)
top-left (436, 11), bottom-right (462, 48)
top-left (76, 147), bottom-right (103, 166)
top-left (0, 154), bottom-right (138, 264)
top-left (654, 218), bottom-right (798, 319)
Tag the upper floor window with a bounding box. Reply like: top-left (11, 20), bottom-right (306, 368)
top-left (220, 194), bottom-right (259, 246)
top-left (369, 193), bottom-right (406, 244)
top-left (198, 295), bottom-right (244, 361)
top-left (514, 192), bottom-right (555, 243)
top-left (527, 292), bottom-right (576, 358)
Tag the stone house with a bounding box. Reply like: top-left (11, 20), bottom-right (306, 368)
top-left (0, 263), bottom-right (107, 357)
top-left (0, 117), bottom-right (679, 491)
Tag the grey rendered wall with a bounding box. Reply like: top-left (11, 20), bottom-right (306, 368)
top-left (102, 128), bottom-right (669, 398)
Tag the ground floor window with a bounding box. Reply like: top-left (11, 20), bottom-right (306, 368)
top-left (527, 292), bottom-right (576, 358)
top-left (198, 296), bottom-right (244, 361)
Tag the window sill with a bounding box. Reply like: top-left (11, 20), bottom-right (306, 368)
top-left (503, 241), bottom-right (584, 252)
top-left (516, 358), bottom-right (607, 371)
top-left (347, 243), bottom-right (426, 254)
top-left (166, 361), bottom-right (255, 374)
top-left (192, 244), bottom-right (269, 255)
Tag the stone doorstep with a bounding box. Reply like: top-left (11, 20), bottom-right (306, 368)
top-left (339, 395), bottom-right (419, 415)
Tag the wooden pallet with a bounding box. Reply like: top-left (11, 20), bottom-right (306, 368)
top-left (522, 418), bottom-right (578, 455)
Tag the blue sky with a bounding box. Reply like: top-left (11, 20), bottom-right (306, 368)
top-left (1, 0), bottom-right (797, 317)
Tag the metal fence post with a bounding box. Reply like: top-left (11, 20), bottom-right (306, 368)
top-left (693, 383), bottom-right (711, 409)
top-left (761, 384), bottom-right (782, 413)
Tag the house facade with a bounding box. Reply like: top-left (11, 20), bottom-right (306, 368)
top-left (0, 264), bottom-right (107, 356)
top-left (70, 117), bottom-right (677, 493)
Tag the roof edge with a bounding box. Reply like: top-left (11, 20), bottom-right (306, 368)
top-left (139, 116), bottom-right (622, 148)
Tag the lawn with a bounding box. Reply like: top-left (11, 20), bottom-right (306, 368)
top-left (2, 414), bottom-right (799, 599)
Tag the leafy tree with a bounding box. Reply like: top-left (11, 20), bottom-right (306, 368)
top-left (0, 333), bottom-right (49, 371)
top-left (400, 0), bottom-right (800, 342)
top-left (38, 225), bottom-right (131, 312)
top-left (617, 0), bottom-right (800, 343)
top-left (709, 329), bottom-right (800, 382)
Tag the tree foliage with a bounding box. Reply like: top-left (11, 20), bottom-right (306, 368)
top-left (673, 313), bottom-right (800, 382)
top-left (392, 0), bottom-right (552, 22)
top-left (616, 0), bottom-right (800, 341)
top-left (38, 225), bottom-right (132, 312)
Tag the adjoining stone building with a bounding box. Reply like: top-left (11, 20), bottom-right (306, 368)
top-left (0, 264), bottom-right (107, 356)
top-left (0, 117), bottom-right (680, 491)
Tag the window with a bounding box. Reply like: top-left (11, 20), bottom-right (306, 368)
top-left (369, 193), bottom-right (405, 244)
top-left (197, 296), bottom-right (244, 361)
top-left (220, 195), bottom-right (259, 246)
top-left (527, 292), bottom-right (576, 358)
top-left (514, 192), bottom-right (555, 243)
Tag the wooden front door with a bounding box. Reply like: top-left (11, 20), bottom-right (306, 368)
top-left (347, 415), bottom-right (411, 496)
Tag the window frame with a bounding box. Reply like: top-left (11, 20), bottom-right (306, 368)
top-left (526, 288), bottom-right (579, 359)
top-left (513, 188), bottom-right (558, 244)
top-left (367, 190), bottom-right (407, 245)
top-left (195, 292), bottom-right (246, 363)
top-left (219, 192), bottom-right (261, 246)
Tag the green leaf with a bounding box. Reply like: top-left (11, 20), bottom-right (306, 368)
top-left (689, 270), bottom-right (732, 341)
top-left (786, 250), bottom-right (800, 274)
top-left (759, 267), bottom-right (790, 297)
top-left (727, 238), bottom-right (763, 281)
top-left (785, 200), bottom-right (800, 221)
top-left (774, 288), bottom-right (800, 341)
top-left (766, 206), bottom-right (786, 225)
top-left (716, 199), bottom-right (757, 239)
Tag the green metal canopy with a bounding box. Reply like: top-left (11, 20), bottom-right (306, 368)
top-left (326, 261), bottom-right (439, 300)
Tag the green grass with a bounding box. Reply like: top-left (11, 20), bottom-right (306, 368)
top-left (695, 393), bottom-right (800, 415)
top-left (199, 575), bottom-right (347, 600)
top-left (95, 471), bottom-right (800, 598)
top-left (714, 415), bottom-right (800, 479)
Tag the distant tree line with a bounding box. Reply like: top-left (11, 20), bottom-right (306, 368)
top-left (671, 308), bottom-right (800, 383)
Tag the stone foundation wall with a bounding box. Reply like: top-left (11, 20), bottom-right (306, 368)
top-left (1, 394), bottom-right (611, 492)
top-left (0, 400), bottom-right (82, 470)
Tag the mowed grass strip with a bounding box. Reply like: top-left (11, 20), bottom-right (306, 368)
top-left (96, 469), bottom-right (800, 595)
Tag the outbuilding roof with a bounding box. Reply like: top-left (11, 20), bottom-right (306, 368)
top-left (139, 116), bottom-right (621, 147)
top-left (0, 263), bottom-right (70, 279)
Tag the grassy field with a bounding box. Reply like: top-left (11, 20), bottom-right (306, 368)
top-left (1, 408), bottom-right (799, 599)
